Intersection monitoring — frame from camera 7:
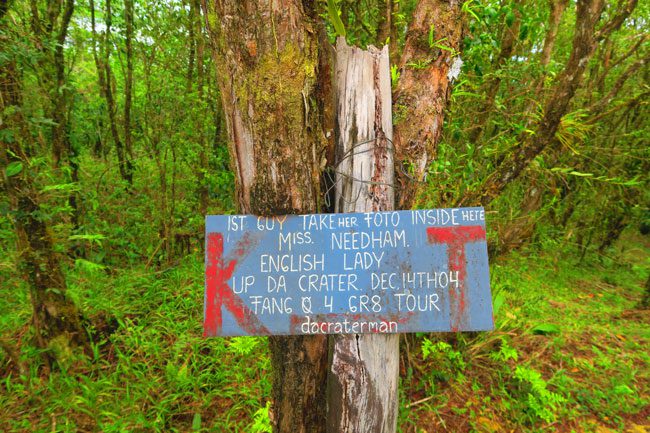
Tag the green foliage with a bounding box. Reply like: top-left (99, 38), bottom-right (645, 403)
top-left (5, 162), bottom-right (22, 177)
top-left (228, 337), bottom-right (261, 356)
top-left (250, 401), bottom-right (273, 433)
top-left (530, 323), bottom-right (561, 335)
top-left (400, 235), bottom-right (649, 430)
top-left (490, 338), bottom-right (518, 362)
top-left (429, 0), bottom-right (648, 259)
top-left (191, 413), bottom-right (202, 431)
top-left (512, 366), bottom-right (566, 423)
top-left (1, 0), bottom-right (648, 431)
top-left (0, 255), bottom-right (272, 431)
top-left (421, 339), bottom-right (467, 373)
top-left (326, 0), bottom-right (347, 37)
top-left (390, 64), bottom-right (400, 88)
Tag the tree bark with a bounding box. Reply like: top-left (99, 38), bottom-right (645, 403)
top-left (0, 39), bottom-right (88, 368)
top-left (328, 37), bottom-right (398, 433)
top-left (540, 0), bottom-right (569, 68)
top-left (522, 0), bottom-right (569, 124)
top-left (124, 0), bottom-right (135, 162)
top-left (50, 0), bottom-right (81, 229)
top-left (186, 0), bottom-right (196, 93)
top-left (202, 2), bottom-right (329, 432)
top-left (103, 0), bottom-right (134, 185)
top-left (50, 0), bottom-right (75, 168)
top-left (89, 0), bottom-right (106, 159)
top-left (393, 0), bottom-right (464, 209)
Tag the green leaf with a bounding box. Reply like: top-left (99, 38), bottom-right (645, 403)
top-left (390, 65), bottom-right (400, 88)
top-left (5, 161), bottom-right (23, 177)
top-left (531, 323), bottom-right (561, 335)
top-left (74, 259), bottom-right (106, 273)
top-left (453, 91), bottom-right (481, 98)
top-left (30, 117), bottom-right (57, 126)
top-left (69, 233), bottom-right (106, 244)
top-left (0, 128), bottom-right (15, 143)
top-left (568, 171), bottom-right (593, 177)
top-left (519, 24), bottom-right (529, 40)
top-left (462, 0), bottom-right (480, 22)
top-left (192, 413), bottom-right (202, 431)
top-left (326, 0), bottom-right (346, 37)
top-left (493, 292), bottom-right (505, 316)
top-left (41, 182), bottom-right (80, 192)
top-left (613, 384), bottom-right (634, 396)
top-left (428, 24), bottom-right (435, 48)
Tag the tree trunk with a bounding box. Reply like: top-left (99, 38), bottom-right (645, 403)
top-left (186, 0), bottom-right (196, 93)
top-left (202, 2), bottom-right (329, 432)
top-left (0, 43), bottom-right (88, 369)
top-left (50, 0), bottom-right (81, 229)
top-left (327, 37), bottom-right (399, 433)
top-left (192, 0), bottom-right (209, 216)
top-left (393, 0), bottom-right (463, 209)
top-left (49, 0), bottom-right (75, 168)
top-left (124, 0), bottom-right (135, 162)
top-left (104, 0), bottom-right (134, 185)
top-left (540, 0), bottom-right (569, 68)
top-left (90, 0), bottom-right (106, 160)
top-left (522, 0), bottom-right (569, 127)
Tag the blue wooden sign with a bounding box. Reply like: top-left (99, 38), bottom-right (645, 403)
top-left (204, 208), bottom-right (493, 336)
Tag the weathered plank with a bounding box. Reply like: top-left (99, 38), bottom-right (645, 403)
top-left (328, 36), bottom-right (398, 433)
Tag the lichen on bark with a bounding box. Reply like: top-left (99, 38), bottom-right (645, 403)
top-left (201, 1), bottom-right (329, 432)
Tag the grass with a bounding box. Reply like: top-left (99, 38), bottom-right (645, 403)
top-left (400, 230), bottom-right (649, 432)
top-left (0, 256), bottom-right (272, 432)
top-left (0, 231), bottom-right (648, 432)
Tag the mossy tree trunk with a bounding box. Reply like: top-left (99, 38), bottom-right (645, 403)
top-left (202, 1), bottom-right (329, 432)
top-left (393, 0), bottom-right (464, 209)
top-left (190, 0), bottom-right (210, 216)
top-left (0, 26), bottom-right (88, 368)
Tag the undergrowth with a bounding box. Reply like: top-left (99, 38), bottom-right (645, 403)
top-left (399, 230), bottom-right (649, 433)
top-left (0, 233), bottom-right (648, 432)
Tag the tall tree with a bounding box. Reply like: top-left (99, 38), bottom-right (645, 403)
top-left (124, 0), bottom-right (135, 164)
top-left (202, 1), bottom-right (329, 432)
top-left (393, 0), bottom-right (464, 209)
top-left (100, 0), bottom-right (134, 185)
top-left (1, 0), bottom-right (88, 367)
top-left (202, 0), bottom-right (468, 430)
top-left (191, 0), bottom-right (210, 216)
top-left (460, 0), bottom-right (639, 207)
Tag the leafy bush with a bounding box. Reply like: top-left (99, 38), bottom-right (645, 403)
top-left (512, 366), bottom-right (566, 423)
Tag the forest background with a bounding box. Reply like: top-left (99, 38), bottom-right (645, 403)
top-left (0, 0), bottom-right (648, 431)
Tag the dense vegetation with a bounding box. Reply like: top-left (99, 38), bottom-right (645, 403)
top-left (1, 0), bottom-right (648, 431)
